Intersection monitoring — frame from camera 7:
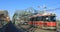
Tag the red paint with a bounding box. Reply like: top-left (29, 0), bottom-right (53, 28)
top-left (46, 22), bottom-right (56, 26)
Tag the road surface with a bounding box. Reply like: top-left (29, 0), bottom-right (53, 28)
top-left (24, 28), bottom-right (56, 32)
top-left (33, 28), bottom-right (56, 32)
top-left (56, 29), bottom-right (60, 32)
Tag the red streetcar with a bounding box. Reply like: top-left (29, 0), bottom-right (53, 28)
top-left (28, 13), bottom-right (56, 30)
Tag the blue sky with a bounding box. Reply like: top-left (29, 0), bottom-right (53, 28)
top-left (0, 0), bottom-right (60, 20)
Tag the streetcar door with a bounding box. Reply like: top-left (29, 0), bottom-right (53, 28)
top-left (36, 16), bottom-right (43, 28)
top-left (42, 16), bottom-right (49, 29)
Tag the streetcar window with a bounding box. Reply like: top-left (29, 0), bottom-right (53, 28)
top-left (29, 17), bottom-right (37, 21)
top-left (43, 16), bottom-right (49, 21)
top-left (29, 18), bottom-right (32, 21)
top-left (29, 17), bottom-right (34, 21)
top-left (33, 17), bottom-right (37, 21)
top-left (43, 16), bottom-right (56, 22)
top-left (50, 16), bottom-right (56, 21)
top-left (37, 16), bottom-right (43, 21)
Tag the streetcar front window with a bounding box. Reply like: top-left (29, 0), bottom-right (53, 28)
top-left (43, 16), bottom-right (56, 22)
top-left (50, 16), bottom-right (56, 21)
top-left (43, 16), bottom-right (49, 21)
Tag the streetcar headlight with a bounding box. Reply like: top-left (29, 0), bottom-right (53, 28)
top-left (46, 18), bottom-right (49, 20)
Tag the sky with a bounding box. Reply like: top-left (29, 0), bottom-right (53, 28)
top-left (0, 0), bottom-right (60, 20)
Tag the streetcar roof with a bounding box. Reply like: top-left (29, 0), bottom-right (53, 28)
top-left (29, 13), bottom-right (56, 18)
